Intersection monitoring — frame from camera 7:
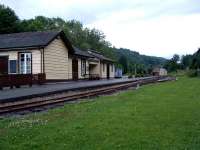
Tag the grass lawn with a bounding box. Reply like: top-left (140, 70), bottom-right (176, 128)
top-left (1, 77), bottom-right (200, 150)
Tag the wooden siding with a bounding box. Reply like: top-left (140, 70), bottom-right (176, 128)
top-left (89, 61), bottom-right (100, 75)
top-left (44, 37), bottom-right (69, 80)
top-left (0, 50), bottom-right (42, 74)
top-left (110, 64), bottom-right (115, 78)
top-left (100, 62), bottom-right (107, 78)
top-left (159, 69), bottom-right (168, 76)
top-left (0, 51), bottom-right (17, 60)
top-left (100, 62), bottom-right (115, 78)
top-left (32, 50), bottom-right (41, 74)
top-left (68, 57), bottom-right (72, 79)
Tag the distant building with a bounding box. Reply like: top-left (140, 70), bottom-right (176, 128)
top-left (152, 68), bottom-right (167, 76)
top-left (115, 68), bottom-right (123, 78)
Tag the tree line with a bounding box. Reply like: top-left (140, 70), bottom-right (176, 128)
top-left (164, 50), bottom-right (200, 77)
top-left (0, 4), bottom-right (167, 75)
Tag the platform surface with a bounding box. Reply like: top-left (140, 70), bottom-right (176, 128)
top-left (0, 77), bottom-right (151, 102)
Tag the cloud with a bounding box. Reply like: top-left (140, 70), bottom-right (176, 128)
top-left (2, 0), bottom-right (200, 23)
top-left (87, 13), bottom-right (200, 58)
top-left (1, 0), bottom-right (200, 57)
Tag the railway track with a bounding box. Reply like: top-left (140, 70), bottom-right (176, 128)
top-left (0, 76), bottom-right (175, 115)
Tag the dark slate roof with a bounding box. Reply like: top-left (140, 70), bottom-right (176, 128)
top-left (88, 50), bottom-right (114, 62)
top-left (73, 48), bottom-right (114, 63)
top-left (73, 47), bottom-right (94, 58)
top-left (0, 31), bottom-right (74, 53)
top-left (152, 68), bottom-right (160, 72)
top-left (152, 67), bottom-right (166, 72)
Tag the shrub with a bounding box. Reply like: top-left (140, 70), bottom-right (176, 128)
top-left (187, 70), bottom-right (198, 77)
top-left (128, 74), bottom-right (135, 78)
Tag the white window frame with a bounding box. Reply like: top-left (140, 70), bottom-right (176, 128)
top-left (81, 59), bottom-right (86, 76)
top-left (19, 52), bottom-right (32, 74)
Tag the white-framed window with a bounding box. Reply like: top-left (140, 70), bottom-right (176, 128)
top-left (81, 59), bottom-right (86, 76)
top-left (19, 53), bottom-right (32, 74)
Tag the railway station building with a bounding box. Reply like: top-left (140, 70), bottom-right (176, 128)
top-left (0, 31), bottom-right (115, 81)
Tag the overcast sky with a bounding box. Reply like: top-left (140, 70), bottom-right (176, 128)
top-left (1, 0), bottom-right (200, 58)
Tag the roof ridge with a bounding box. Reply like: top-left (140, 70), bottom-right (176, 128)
top-left (0, 30), bottom-right (60, 36)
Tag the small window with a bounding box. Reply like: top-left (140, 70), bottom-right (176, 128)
top-left (9, 60), bottom-right (17, 74)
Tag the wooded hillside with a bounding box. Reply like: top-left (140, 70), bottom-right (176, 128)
top-left (0, 4), bottom-right (167, 74)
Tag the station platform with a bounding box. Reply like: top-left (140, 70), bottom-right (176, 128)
top-left (0, 77), bottom-right (148, 103)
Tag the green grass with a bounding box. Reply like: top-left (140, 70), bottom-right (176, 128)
top-left (1, 77), bottom-right (200, 150)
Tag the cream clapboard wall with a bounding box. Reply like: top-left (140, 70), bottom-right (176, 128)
top-left (44, 37), bottom-right (69, 80)
top-left (32, 50), bottom-right (41, 74)
top-left (0, 50), bottom-right (42, 74)
top-left (0, 51), bottom-right (17, 60)
top-left (89, 61), bottom-right (101, 75)
top-left (100, 62), bottom-right (107, 78)
top-left (100, 63), bottom-right (115, 78)
top-left (0, 41), bottom-right (115, 79)
top-left (109, 64), bottom-right (115, 78)
top-left (68, 57), bottom-right (72, 79)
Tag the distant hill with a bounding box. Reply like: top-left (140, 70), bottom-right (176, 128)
top-left (114, 48), bottom-right (167, 68)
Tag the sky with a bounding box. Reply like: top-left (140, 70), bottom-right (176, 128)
top-left (1, 0), bottom-right (200, 58)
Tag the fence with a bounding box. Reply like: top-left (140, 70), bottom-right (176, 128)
top-left (0, 73), bottom-right (46, 90)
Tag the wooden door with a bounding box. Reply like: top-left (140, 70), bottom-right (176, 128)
top-left (0, 56), bottom-right (8, 75)
top-left (72, 58), bottom-right (78, 80)
top-left (107, 64), bottom-right (110, 79)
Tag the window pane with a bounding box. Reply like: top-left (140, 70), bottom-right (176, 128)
top-left (9, 60), bottom-right (17, 74)
top-left (26, 53), bottom-right (31, 74)
top-left (20, 60), bottom-right (24, 74)
top-left (19, 53), bottom-right (32, 74)
top-left (81, 59), bottom-right (86, 75)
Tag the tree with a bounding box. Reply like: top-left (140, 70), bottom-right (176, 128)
top-left (191, 49), bottom-right (200, 69)
top-left (164, 54), bottom-right (180, 72)
top-left (181, 55), bottom-right (193, 69)
top-left (172, 54), bottom-right (180, 63)
top-left (0, 4), bottom-right (20, 33)
top-left (20, 16), bottom-right (64, 32)
top-left (119, 55), bottom-right (128, 74)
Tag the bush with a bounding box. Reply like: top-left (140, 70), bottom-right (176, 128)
top-left (128, 74), bottom-right (135, 78)
top-left (135, 74), bottom-right (144, 78)
top-left (187, 70), bottom-right (198, 77)
top-left (128, 75), bottom-right (133, 78)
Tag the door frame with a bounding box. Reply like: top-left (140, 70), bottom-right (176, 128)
top-left (0, 56), bottom-right (9, 75)
top-left (72, 58), bottom-right (79, 80)
top-left (106, 63), bottom-right (110, 79)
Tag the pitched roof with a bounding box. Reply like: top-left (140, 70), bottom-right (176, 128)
top-left (0, 31), bottom-right (74, 53)
top-left (152, 68), bottom-right (160, 72)
top-left (153, 67), bottom-right (166, 72)
top-left (88, 50), bottom-right (114, 62)
top-left (73, 48), bottom-right (114, 62)
top-left (73, 47), bottom-right (94, 58)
